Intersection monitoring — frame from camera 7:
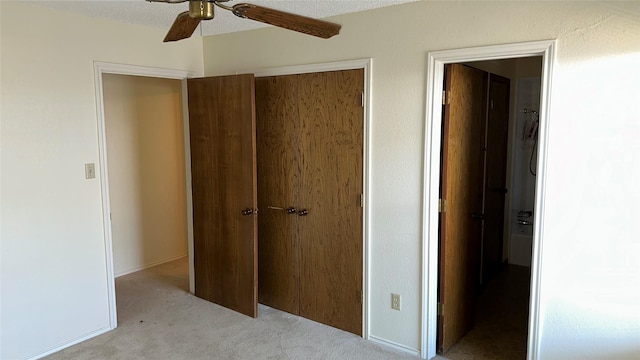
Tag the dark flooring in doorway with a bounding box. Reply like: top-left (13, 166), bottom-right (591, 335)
top-left (442, 265), bottom-right (531, 360)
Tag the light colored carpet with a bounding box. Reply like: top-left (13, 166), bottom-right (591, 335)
top-left (45, 258), bottom-right (421, 360)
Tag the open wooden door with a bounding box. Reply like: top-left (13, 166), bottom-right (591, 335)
top-left (187, 74), bottom-right (258, 318)
top-left (437, 64), bottom-right (487, 352)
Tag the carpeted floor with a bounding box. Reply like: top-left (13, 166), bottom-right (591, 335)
top-left (44, 258), bottom-right (528, 360)
top-left (441, 265), bottom-right (531, 360)
top-left (45, 258), bottom-right (421, 360)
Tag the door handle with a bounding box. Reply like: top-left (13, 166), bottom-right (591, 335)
top-left (471, 212), bottom-right (484, 221)
top-left (242, 208), bottom-right (257, 216)
top-left (267, 206), bottom-right (297, 214)
top-left (298, 209), bottom-right (308, 216)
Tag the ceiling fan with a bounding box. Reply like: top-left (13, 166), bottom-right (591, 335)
top-left (147, 0), bottom-right (342, 42)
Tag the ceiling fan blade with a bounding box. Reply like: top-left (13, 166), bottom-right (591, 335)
top-left (232, 4), bottom-right (341, 39)
top-left (164, 11), bottom-right (201, 42)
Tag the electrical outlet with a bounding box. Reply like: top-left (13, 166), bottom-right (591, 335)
top-left (391, 293), bottom-right (401, 311)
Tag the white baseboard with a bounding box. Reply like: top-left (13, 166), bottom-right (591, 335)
top-left (369, 335), bottom-right (420, 357)
top-left (26, 326), bottom-right (113, 360)
top-left (115, 254), bottom-right (187, 278)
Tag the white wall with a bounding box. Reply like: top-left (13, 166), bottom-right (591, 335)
top-left (0, 2), bottom-right (203, 359)
top-left (103, 75), bottom-right (188, 277)
top-left (1, 1), bottom-right (639, 359)
top-left (200, 1), bottom-right (640, 357)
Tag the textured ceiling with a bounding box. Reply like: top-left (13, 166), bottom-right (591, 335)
top-left (25, 0), bottom-right (419, 37)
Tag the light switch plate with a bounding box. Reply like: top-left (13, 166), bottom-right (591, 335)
top-left (85, 163), bottom-right (95, 179)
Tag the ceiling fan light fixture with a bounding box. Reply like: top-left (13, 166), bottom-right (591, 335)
top-left (160, 0), bottom-right (341, 42)
top-left (189, 1), bottom-right (214, 20)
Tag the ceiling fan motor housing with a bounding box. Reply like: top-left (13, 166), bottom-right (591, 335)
top-left (189, 1), bottom-right (214, 19)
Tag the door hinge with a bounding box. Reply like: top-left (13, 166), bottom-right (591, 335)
top-left (438, 199), bottom-right (447, 213)
top-left (437, 302), bottom-right (444, 316)
top-left (442, 90), bottom-right (451, 105)
top-left (360, 194), bottom-right (364, 208)
top-left (361, 92), bottom-right (365, 108)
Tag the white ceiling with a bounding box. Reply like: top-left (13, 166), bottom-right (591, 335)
top-left (25, 0), bottom-right (419, 37)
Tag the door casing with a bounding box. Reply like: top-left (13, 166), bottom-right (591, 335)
top-left (94, 62), bottom-right (195, 330)
top-left (422, 40), bottom-right (556, 360)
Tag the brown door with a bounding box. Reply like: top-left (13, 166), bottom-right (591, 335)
top-left (255, 75), bottom-right (301, 315)
top-left (255, 69), bottom-right (364, 336)
top-left (298, 69), bottom-right (364, 336)
top-left (438, 64), bottom-right (487, 352)
top-left (187, 74), bottom-right (258, 318)
top-left (482, 74), bottom-right (511, 284)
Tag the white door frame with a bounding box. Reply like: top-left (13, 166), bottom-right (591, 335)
top-left (250, 58), bottom-right (373, 339)
top-left (93, 62), bottom-right (195, 329)
top-left (421, 40), bottom-right (556, 360)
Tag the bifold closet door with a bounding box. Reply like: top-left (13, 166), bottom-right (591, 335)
top-left (255, 75), bottom-right (301, 315)
top-left (297, 70), bottom-right (364, 336)
top-left (255, 69), bottom-right (364, 336)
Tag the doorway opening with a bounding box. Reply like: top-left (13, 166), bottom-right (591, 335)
top-left (102, 74), bottom-right (189, 279)
top-left (436, 57), bottom-right (543, 359)
top-left (422, 41), bottom-right (555, 360)
top-left (95, 63), bottom-right (194, 329)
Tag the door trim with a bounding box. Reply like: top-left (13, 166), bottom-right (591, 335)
top-left (421, 41), bottom-right (556, 360)
top-left (250, 58), bottom-right (372, 339)
top-left (93, 62), bottom-right (194, 329)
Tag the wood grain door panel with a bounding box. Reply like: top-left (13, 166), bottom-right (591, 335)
top-left (298, 70), bottom-right (364, 336)
top-left (255, 75), bottom-right (301, 314)
top-left (438, 64), bottom-right (487, 352)
top-left (188, 74), bottom-right (258, 318)
top-left (254, 69), bottom-right (364, 336)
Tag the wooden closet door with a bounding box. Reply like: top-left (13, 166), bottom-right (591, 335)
top-left (187, 74), bottom-right (258, 318)
top-left (255, 75), bottom-right (301, 314)
top-left (297, 69), bottom-right (364, 336)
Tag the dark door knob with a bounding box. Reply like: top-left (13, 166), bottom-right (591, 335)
top-left (298, 209), bottom-right (308, 216)
top-left (242, 208), bottom-right (254, 216)
top-left (471, 212), bottom-right (484, 221)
